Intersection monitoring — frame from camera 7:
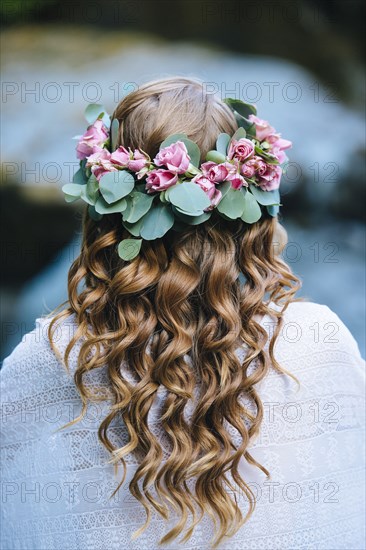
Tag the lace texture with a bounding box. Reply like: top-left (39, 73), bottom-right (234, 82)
top-left (1, 302), bottom-right (365, 550)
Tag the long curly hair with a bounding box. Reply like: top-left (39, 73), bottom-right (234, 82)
top-left (49, 77), bottom-right (301, 548)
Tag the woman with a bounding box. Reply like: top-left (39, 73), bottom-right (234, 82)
top-left (1, 77), bottom-right (365, 550)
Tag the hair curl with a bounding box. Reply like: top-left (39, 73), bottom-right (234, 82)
top-left (49, 77), bottom-right (301, 547)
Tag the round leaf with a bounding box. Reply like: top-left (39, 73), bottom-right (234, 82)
top-left (80, 175), bottom-right (99, 205)
top-left (122, 217), bottom-right (145, 237)
top-left (159, 191), bottom-right (168, 203)
top-left (206, 150), bottom-right (226, 164)
top-left (64, 194), bottom-right (79, 203)
top-left (110, 118), bottom-right (120, 152)
top-left (73, 168), bottom-right (87, 185)
top-left (216, 133), bottom-right (231, 156)
top-left (172, 206), bottom-right (211, 225)
top-left (62, 183), bottom-right (83, 197)
top-left (249, 184), bottom-right (280, 206)
top-left (118, 239), bottom-right (142, 261)
top-left (85, 103), bottom-right (110, 126)
top-left (95, 195), bottom-right (127, 214)
top-left (235, 114), bottom-right (256, 134)
top-left (231, 127), bottom-right (247, 141)
top-left (217, 186), bottom-right (246, 219)
top-left (216, 180), bottom-right (232, 199)
top-left (99, 170), bottom-right (135, 204)
top-left (174, 206), bottom-right (205, 217)
top-left (159, 133), bottom-right (188, 149)
top-left (254, 145), bottom-right (279, 164)
top-left (223, 98), bottom-right (257, 118)
top-left (140, 203), bottom-right (175, 240)
top-left (267, 204), bottom-right (280, 217)
top-left (241, 190), bottom-right (262, 223)
top-left (123, 191), bottom-right (154, 223)
top-left (168, 181), bottom-right (211, 213)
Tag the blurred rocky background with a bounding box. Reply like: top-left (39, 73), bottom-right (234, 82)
top-left (1, 0), bottom-right (365, 358)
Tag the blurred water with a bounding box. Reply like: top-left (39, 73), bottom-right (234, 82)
top-left (1, 27), bottom-right (364, 193)
top-left (1, 27), bottom-right (365, 360)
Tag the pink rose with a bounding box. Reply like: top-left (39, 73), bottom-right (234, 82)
top-left (192, 175), bottom-right (222, 210)
top-left (86, 149), bottom-right (116, 181)
top-left (241, 162), bottom-right (255, 179)
top-left (154, 141), bottom-right (191, 174)
top-left (257, 164), bottom-right (282, 191)
top-left (226, 173), bottom-right (247, 190)
top-left (248, 115), bottom-right (275, 141)
top-left (227, 138), bottom-right (255, 162)
top-left (201, 161), bottom-right (237, 183)
top-left (111, 147), bottom-right (149, 172)
top-left (110, 146), bottom-right (130, 167)
top-left (266, 134), bottom-right (292, 164)
top-left (76, 119), bottom-right (109, 160)
top-left (145, 169), bottom-right (178, 193)
top-left (241, 156), bottom-right (267, 177)
top-left (253, 157), bottom-right (268, 176)
top-left (128, 149), bottom-right (149, 172)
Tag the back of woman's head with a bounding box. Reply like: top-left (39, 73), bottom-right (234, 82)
top-left (50, 76), bottom-right (300, 547)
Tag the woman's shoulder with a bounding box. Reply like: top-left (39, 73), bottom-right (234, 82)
top-left (268, 299), bottom-right (365, 371)
top-left (0, 313), bottom-right (78, 398)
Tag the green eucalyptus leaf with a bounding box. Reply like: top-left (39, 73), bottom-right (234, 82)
top-left (217, 186), bottom-right (246, 219)
top-left (95, 195), bottom-right (127, 214)
top-left (159, 133), bottom-right (188, 149)
top-left (118, 239), bottom-right (142, 261)
top-left (84, 103), bottom-right (110, 126)
top-left (80, 174), bottom-right (99, 205)
top-left (168, 181), bottom-right (211, 213)
top-left (216, 180), bottom-right (232, 199)
top-left (235, 114), bottom-right (256, 135)
top-left (110, 118), bottom-right (120, 152)
top-left (246, 123), bottom-right (257, 137)
top-left (159, 133), bottom-right (201, 167)
top-left (122, 191), bottom-right (154, 223)
top-left (206, 150), bottom-right (226, 163)
top-left (172, 206), bottom-right (211, 225)
top-left (62, 183), bottom-right (83, 197)
top-left (140, 203), bottom-right (175, 240)
top-left (64, 194), bottom-right (80, 203)
top-left (216, 133), bottom-right (231, 156)
top-left (254, 145), bottom-right (279, 164)
top-left (249, 184), bottom-right (280, 206)
top-left (159, 190), bottom-right (168, 203)
top-left (231, 127), bottom-right (247, 141)
top-left (223, 98), bottom-right (257, 118)
top-left (267, 204), bottom-right (280, 217)
top-left (164, 183), bottom-right (178, 200)
top-left (181, 139), bottom-right (201, 168)
top-left (88, 205), bottom-right (103, 221)
top-left (99, 170), bottom-right (135, 204)
top-left (174, 206), bottom-right (205, 217)
top-left (72, 168), bottom-right (87, 185)
top-left (241, 189), bottom-right (262, 223)
top-left (122, 217), bottom-right (145, 237)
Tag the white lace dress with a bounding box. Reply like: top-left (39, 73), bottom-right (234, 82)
top-left (1, 301), bottom-right (365, 550)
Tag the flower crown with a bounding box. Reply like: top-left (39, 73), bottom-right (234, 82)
top-left (62, 99), bottom-right (291, 260)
